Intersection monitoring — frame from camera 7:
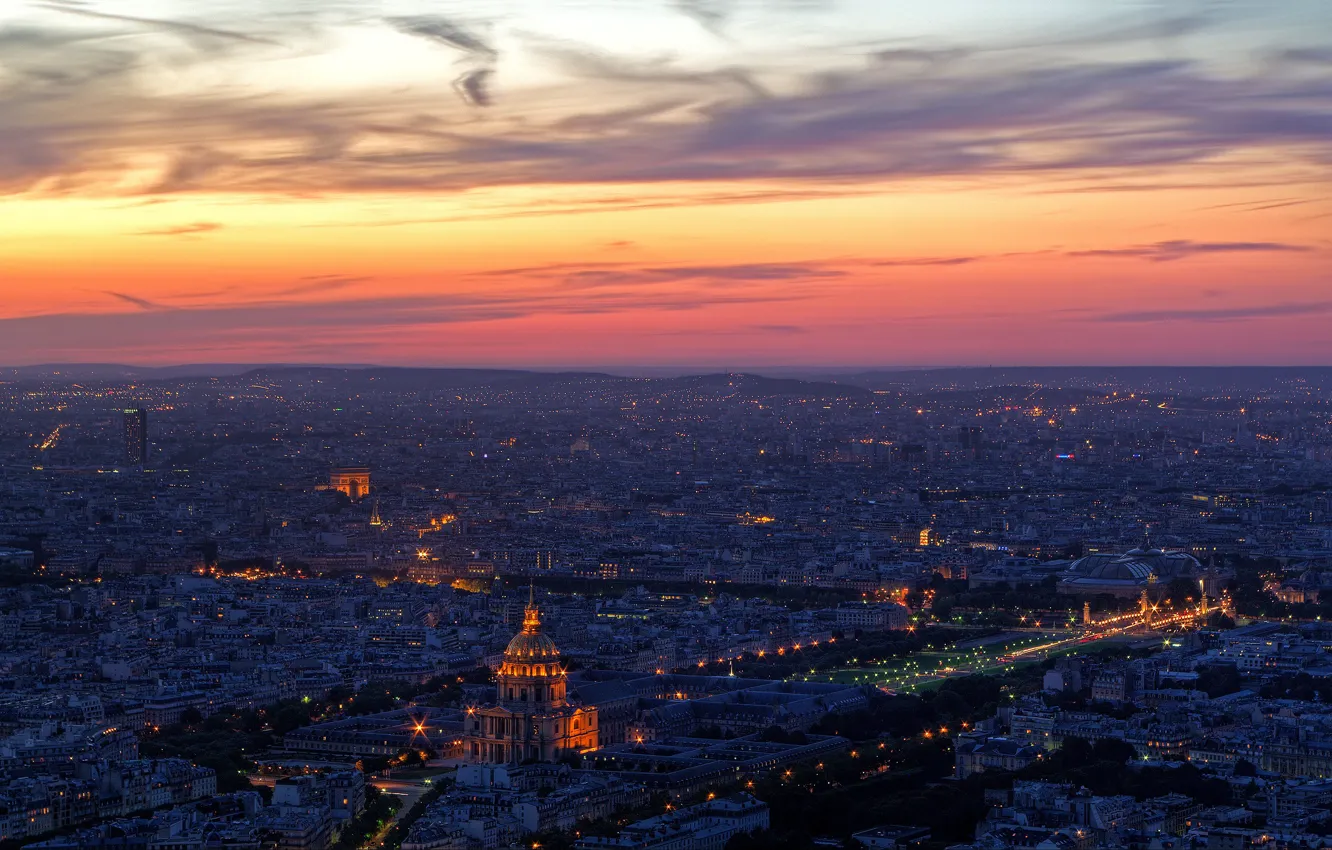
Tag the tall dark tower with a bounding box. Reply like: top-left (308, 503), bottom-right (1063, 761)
top-left (123, 408), bottom-right (147, 466)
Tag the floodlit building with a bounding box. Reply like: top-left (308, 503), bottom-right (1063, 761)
top-left (463, 590), bottom-right (598, 764)
top-left (329, 467), bottom-right (371, 500)
top-left (1058, 542), bottom-right (1203, 599)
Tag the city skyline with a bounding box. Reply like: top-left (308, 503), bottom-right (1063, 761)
top-left (2, 1), bottom-right (1331, 367)
top-left (4, 357), bottom-right (1332, 848)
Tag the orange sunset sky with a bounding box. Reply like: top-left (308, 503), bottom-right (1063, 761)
top-left (1, 0), bottom-right (1330, 367)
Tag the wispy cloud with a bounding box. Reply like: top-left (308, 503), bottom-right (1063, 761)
top-left (673, 0), bottom-right (730, 37)
top-left (672, 0), bottom-right (833, 38)
top-left (870, 256), bottom-right (979, 267)
top-left (0, 3), bottom-right (1329, 204)
top-left (477, 261), bottom-right (629, 278)
top-left (389, 15), bottom-right (497, 107)
top-left (134, 221), bottom-right (223, 237)
top-left (273, 276), bottom-right (373, 296)
top-left (1068, 240), bottom-right (1313, 262)
top-left (1096, 301), bottom-right (1332, 323)
top-left (1198, 197), bottom-right (1312, 213)
top-left (452, 68), bottom-right (493, 107)
top-left (475, 260), bottom-right (845, 287)
top-left (1279, 47), bottom-right (1332, 65)
top-left (529, 39), bottom-right (767, 99)
top-left (311, 188), bottom-right (872, 229)
top-left (591, 262), bottom-right (845, 285)
top-left (104, 291), bottom-right (167, 311)
top-left (0, 279), bottom-right (810, 357)
top-left (36, 2), bottom-right (278, 46)
top-left (389, 16), bottom-right (495, 59)
top-left (468, 247), bottom-right (1306, 291)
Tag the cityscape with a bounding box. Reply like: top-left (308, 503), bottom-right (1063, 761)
top-left (3, 1), bottom-right (1332, 849)
top-left (2, 365), bottom-right (1332, 850)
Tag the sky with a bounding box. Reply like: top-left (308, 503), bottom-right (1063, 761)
top-left (1, 0), bottom-right (1330, 368)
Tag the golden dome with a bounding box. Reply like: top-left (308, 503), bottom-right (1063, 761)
top-left (504, 593), bottom-right (560, 661)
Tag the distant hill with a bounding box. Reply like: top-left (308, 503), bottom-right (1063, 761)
top-left (0, 363), bottom-right (304, 381)
top-left (238, 366), bottom-right (616, 392)
top-left (822, 366), bottom-right (1332, 393)
top-left (673, 372), bottom-right (871, 398)
top-left (229, 366), bottom-right (872, 399)
top-left (3, 363), bottom-right (1328, 394)
top-left (0, 363), bottom-right (875, 400)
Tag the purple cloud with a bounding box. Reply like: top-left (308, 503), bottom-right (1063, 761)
top-left (1, 7), bottom-right (1331, 198)
top-left (1068, 240), bottom-right (1313, 262)
top-left (1096, 301), bottom-right (1332, 323)
top-left (104, 291), bottom-right (167, 310)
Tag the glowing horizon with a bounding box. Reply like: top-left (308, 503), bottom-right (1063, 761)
top-left (2, 1), bottom-right (1330, 367)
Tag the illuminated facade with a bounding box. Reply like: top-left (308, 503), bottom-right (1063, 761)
top-left (1057, 543), bottom-right (1203, 600)
top-left (464, 591), bottom-right (598, 764)
top-left (329, 467), bottom-right (371, 500)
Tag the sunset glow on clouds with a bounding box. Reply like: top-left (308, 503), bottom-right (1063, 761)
top-left (2, 0), bottom-right (1330, 367)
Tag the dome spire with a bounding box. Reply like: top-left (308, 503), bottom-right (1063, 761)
top-left (521, 582), bottom-right (542, 633)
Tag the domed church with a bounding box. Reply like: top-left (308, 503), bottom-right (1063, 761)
top-left (463, 589), bottom-right (598, 764)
